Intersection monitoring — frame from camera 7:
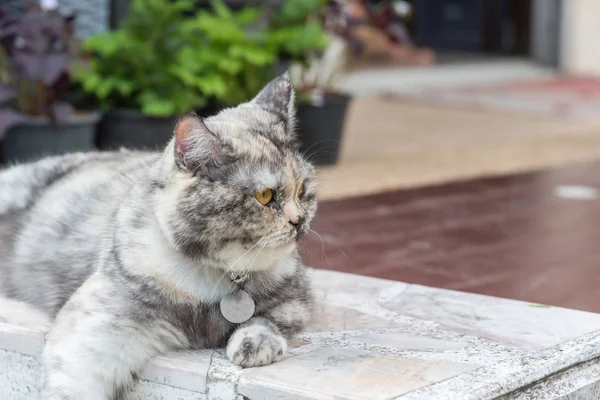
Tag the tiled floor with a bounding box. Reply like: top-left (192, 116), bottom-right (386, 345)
top-left (303, 161), bottom-right (600, 313)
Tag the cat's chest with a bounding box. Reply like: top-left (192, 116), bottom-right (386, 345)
top-left (167, 292), bottom-right (270, 349)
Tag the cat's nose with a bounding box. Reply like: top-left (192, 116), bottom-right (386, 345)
top-left (289, 215), bottom-right (305, 229)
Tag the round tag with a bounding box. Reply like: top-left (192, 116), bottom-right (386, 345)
top-left (219, 290), bottom-right (255, 324)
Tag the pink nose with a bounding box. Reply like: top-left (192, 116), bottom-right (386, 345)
top-left (289, 215), bottom-right (305, 229)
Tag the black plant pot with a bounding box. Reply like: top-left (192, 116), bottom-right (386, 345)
top-left (296, 93), bottom-right (351, 166)
top-left (97, 105), bottom-right (224, 152)
top-left (96, 109), bottom-right (177, 151)
top-left (0, 112), bottom-right (100, 164)
top-left (194, 102), bottom-right (223, 119)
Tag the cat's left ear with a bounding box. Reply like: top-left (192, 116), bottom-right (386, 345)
top-left (252, 72), bottom-right (296, 127)
top-left (174, 113), bottom-right (227, 173)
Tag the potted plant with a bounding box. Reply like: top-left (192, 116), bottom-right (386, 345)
top-left (267, 0), bottom-right (351, 165)
top-left (75, 0), bottom-right (278, 151)
top-left (0, 5), bottom-right (100, 164)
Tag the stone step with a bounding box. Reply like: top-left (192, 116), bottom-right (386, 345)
top-left (2, 269), bottom-right (599, 399)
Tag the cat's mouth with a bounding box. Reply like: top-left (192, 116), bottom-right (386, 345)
top-left (257, 230), bottom-right (298, 249)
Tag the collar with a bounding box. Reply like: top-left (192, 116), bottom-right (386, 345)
top-left (230, 271), bottom-right (250, 289)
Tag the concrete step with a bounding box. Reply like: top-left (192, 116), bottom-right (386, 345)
top-left (2, 269), bottom-right (600, 399)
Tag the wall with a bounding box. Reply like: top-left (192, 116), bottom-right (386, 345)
top-left (560, 0), bottom-right (600, 75)
top-left (531, 0), bottom-right (561, 67)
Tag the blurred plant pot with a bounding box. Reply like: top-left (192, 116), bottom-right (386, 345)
top-left (296, 93), bottom-right (351, 166)
top-left (97, 105), bottom-right (223, 151)
top-left (0, 111), bottom-right (101, 164)
top-left (96, 109), bottom-right (176, 151)
top-left (194, 101), bottom-right (223, 119)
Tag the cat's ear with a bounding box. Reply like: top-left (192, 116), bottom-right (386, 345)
top-left (174, 113), bottom-right (226, 172)
top-left (252, 72), bottom-right (296, 125)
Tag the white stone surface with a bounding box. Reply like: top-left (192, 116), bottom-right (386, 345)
top-left (2, 269), bottom-right (600, 399)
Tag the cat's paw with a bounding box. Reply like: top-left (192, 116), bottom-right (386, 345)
top-left (226, 325), bottom-right (287, 368)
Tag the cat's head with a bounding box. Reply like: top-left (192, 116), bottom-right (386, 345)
top-left (154, 74), bottom-right (318, 272)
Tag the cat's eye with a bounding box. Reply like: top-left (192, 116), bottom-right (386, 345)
top-left (255, 188), bottom-right (273, 205)
top-left (297, 183), bottom-right (305, 198)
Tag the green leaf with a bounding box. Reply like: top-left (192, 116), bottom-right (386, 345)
top-left (139, 91), bottom-right (176, 117)
top-left (210, 0), bottom-right (232, 19)
top-left (80, 73), bottom-right (101, 93)
top-left (217, 58), bottom-right (243, 74)
top-left (234, 7), bottom-right (262, 25)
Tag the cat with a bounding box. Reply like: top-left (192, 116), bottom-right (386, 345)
top-left (0, 73), bottom-right (317, 399)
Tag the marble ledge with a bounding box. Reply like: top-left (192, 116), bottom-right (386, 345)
top-left (2, 269), bottom-right (600, 400)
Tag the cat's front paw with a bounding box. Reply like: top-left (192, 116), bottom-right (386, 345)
top-left (226, 325), bottom-right (287, 368)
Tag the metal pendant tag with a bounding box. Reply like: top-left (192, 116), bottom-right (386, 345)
top-left (219, 290), bottom-right (255, 324)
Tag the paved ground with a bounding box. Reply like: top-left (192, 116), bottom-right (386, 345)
top-left (317, 96), bottom-right (600, 200)
top-left (398, 76), bottom-right (600, 120)
top-left (305, 161), bottom-right (600, 313)
top-left (319, 61), bottom-right (600, 200)
top-left (336, 59), bottom-right (555, 97)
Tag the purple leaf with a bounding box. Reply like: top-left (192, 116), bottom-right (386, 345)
top-left (19, 12), bottom-right (51, 53)
top-left (0, 84), bottom-right (15, 103)
top-left (0, 20), bottom-right (18, 39)
top-left (0, 109), bottom-right (25, 140)
top-left (13, 52), bottom-right (42, 79)
top-left (48, 102), bottom-right (72, 124)
top-left (0, 15), bottom-right (18, 55)
top-left (43, 53), bottom-right (69, 85)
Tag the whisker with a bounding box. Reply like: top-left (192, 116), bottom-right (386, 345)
top-left (247, 243), bottom-right (267, 272)
top-left (303, 139), bottom-right (341, 158)
top-left (339, 248), bottom-right (350, 262)
top-left (308, 229), bottom-right (325, 260)
top-left (118, 170), bottom-right (136, 185)
top-left (305, 145), bottom-right (340, 163)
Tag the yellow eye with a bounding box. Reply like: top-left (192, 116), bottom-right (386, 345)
top-left (297, 183), bottom-right (305, 198)
top-left (254, 188), bottom-right (273, 205)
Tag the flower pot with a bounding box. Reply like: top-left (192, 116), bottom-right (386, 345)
top-left (0, 111), bottom-right (101, 164)
top-left (296, 93), bottom-right (351, 166)
top-left (96, 109), bottom-right (177, 151)
top-left (194, 102), bottom-right (223, 119)
top-left (97, 105), bottom-right (224, 152)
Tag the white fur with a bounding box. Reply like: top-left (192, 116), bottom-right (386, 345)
top-left (41, 273), bottom-right (189, 399)
top-left (226, 324), bottom-right (287, 368)
top-left (253, 167), bottom-right (279, 190)
top-left (268, 299), bottom-right (311, 328)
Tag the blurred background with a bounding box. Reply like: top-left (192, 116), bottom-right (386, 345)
top-left (2, 0), bottom-right (600, 313)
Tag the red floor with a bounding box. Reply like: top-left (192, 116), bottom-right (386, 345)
top-left (302, 162), bottom-right (600, 313)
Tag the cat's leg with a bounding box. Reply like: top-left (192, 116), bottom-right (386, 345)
top-left (227, 299), bottom-right (312, 368)
top-left (40, 276), bottom-right (187, 400)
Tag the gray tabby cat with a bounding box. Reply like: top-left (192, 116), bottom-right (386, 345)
top-left (0, 74), bottom-right (317, 399)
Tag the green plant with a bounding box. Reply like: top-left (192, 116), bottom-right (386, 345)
top-left (74, 0), bottom-right (278, 116)
top-left (266, 0), bottom-right (329, 66)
